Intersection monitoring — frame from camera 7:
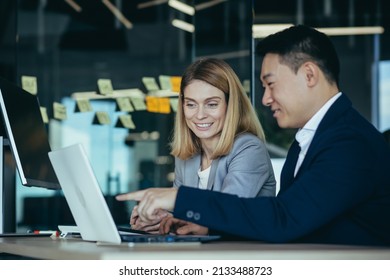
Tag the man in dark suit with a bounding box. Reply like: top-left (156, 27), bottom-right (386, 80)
top-left (117, 25), bottom-right (390, 246)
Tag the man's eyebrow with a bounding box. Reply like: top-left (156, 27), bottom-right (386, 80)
top-left (261, 73), bottom-right (273, 80)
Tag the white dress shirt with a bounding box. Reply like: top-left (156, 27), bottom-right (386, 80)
top-left (294, 92), bottom-right (342, 176)
top-left (198, 166), bottom-right (211, 189)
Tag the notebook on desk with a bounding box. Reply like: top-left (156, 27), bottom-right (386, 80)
top-left (48, 143), bottom-right (220, 244)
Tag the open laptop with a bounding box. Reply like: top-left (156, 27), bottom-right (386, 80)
top-left (48, 143), bottom-right (220, 244)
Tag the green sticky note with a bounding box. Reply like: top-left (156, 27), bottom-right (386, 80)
top-left (76, 99), bottom-right (93, 112)
top-left (53, 102), bottom-right (67, 120)
top-left (117, 114), bottom-right (136, 129)
top-left (97, 79), bottom-right (114, 95)
top-left (40, 107), bottom-right (49, 123)
top-left (142, 77), bottom-right (160, 92)
top-left (116, 97), bottom-right (134, 112)
top-left (94, 111), bottom-right (111, 125)
top-left (21, 75), bottom-right (38, 95)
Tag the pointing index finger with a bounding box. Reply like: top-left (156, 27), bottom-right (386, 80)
top-left (115, 190), bottom-right (146, 201)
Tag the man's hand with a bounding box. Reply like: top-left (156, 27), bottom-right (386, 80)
top-left (159, 216), bottom-right (209, 235)
top-left (116, 188), bottom-right (178, 222)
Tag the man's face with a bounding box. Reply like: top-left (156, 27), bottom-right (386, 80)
top-left (260, 53), bottom-right (313, 129)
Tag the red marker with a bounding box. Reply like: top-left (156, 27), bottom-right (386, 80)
top-left (29, 230), bottom-right (60, 237)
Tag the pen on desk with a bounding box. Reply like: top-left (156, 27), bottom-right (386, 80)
top-left (27, 230), bottom-right (60, 237)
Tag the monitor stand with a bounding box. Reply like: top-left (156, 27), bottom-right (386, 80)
top-left (1, 136), bottom-right (16, 233)
top-left (0, 136), bottom-right (2, 233)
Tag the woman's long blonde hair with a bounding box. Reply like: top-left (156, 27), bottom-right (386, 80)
top-left (170, 58), bottom-right (265, 160)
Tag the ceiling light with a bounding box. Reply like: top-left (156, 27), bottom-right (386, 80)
top-left (252, 24), bottom-right (293, 38)
top-left (253, 24), bottom-right (384, 38)
top-left (195, 0), bottom-right (226, 11)
top-left (168, 0), bottom-right (195, 16)
top-left (64, 0), bottom-right (82, 12)
top-left (102, 0), bottom-right (133, 29)
top-left (137, 0), bottom-right (168, 9)
top-left (317, 26), bottom-right (384, 36)
top-left (171, 19), bottom-right (195, 33)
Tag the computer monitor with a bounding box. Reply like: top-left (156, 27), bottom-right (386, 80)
top-left (0, 76), bottom-right (60, 189)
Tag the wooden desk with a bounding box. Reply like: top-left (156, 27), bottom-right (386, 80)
top-left (1, 236), bottom-right (390, 260)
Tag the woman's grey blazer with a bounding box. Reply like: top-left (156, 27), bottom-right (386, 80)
top-left (173, 133), bottom-right (276, 198)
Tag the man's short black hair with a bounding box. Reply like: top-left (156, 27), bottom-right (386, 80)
top-left (256, 25), bottom-right (340, 87)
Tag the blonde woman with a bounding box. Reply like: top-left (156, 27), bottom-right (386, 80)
top-left (120, 58), bottom-right (276, 233)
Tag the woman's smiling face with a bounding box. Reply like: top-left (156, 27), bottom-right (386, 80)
top-left (183, 79), bottom-right (227, 145)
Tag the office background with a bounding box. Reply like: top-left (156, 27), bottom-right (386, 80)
top-left (0, 0), bottom-right (389, 232)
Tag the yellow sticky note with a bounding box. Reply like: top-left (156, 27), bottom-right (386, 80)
top-left (53, 102), bottom-right (67, 120)
top-left (146, 96), bottom-right (171, 114)
top-left (95, 111), bottom-right (111, 125)
top-left (76, 99), bottom-right (93, 112)
top-left (142, 77), bottom-right (160, 92)
top-left (159, 75), bottom-right (172, 90)
top-left (40, 107), bottom-right (49, 123)
top-left (118, 115), bottom-right (136, 129)
top-left (146, 96), bottom-right (159, 113)
top-left (158, 97), bottom-right (171, 114)
top-left (116, 97), bottom-right (134, 112)
top-left (21, 75), bottom-right (38, 95)
top-left (170, 76), bottom-right (181, 93)
top-left (170, 98), bottom-right (179, 113)
top-left (97, 79), bottom-right (114, 95)
top-left (130, 97), bottom-right (147, 111)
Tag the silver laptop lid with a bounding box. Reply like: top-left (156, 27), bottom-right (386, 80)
top-left (48, 143), bottom-right (121, 244)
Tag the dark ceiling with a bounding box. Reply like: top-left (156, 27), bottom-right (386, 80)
top-left (7, 0), bottom-right (390, 59)
top-left (253, 0), bottom-right (390, 60)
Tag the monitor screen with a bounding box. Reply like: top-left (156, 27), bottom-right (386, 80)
top-left (0, 77), bottom-right (60, 189)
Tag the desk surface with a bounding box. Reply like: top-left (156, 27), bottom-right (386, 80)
top-left (1, 236), bottom-right (390, 260)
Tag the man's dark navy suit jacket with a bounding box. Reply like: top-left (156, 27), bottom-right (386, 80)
top-left (174, 94), bottom-right (390, 246)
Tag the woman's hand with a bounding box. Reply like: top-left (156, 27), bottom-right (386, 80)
top-left (159, 216), bottom-right (209, 235)
top-left (130, 205), bottom-right (170, 234)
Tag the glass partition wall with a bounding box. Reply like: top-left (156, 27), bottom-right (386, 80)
top-left (11, 0), bottom-right (254, 231)
top-left (15, 0), bottom-right (195, 230)
top-left (0, 0), bottom-right (386, 231)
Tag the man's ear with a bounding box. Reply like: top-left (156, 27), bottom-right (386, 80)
top-left (302, 62), bottom-right (319, 87)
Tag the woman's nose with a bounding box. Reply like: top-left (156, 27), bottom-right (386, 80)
top-left (195, 106), bottom-right (206, 118)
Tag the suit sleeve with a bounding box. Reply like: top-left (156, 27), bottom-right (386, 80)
top-left (173, 129), bottom-right (376, 242)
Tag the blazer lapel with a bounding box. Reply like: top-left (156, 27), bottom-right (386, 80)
top-left (280, 140), bottom-right (300, 192)
top-left (298, 93), bottom-right (352, 173)
top-left (280, 94), bottom-right (352, 192)
top-left (184, 154), bottom-right (201, 188)
top-left (207, 158), bottom-right (220, 190)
